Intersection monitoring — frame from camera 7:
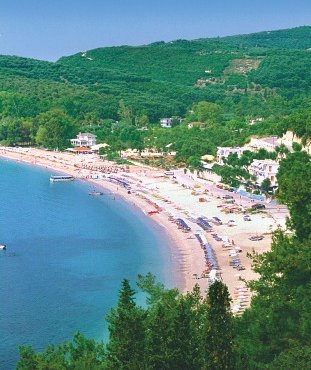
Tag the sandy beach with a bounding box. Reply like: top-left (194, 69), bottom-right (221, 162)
top-left (0, 147), bottom-right (289, 311)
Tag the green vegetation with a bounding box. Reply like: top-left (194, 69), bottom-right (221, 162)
top-left (223, 26), bottom-right (311, 49)
top-left (1, 26), bottom-right (311, 159)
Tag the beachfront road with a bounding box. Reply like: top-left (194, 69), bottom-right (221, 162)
top-left (173, 169), bottom-right (288, 225)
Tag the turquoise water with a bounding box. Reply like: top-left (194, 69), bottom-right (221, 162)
top-left (0, 159), bottom-right (177, 369)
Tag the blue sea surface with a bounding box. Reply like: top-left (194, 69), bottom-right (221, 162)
top-left (0, 159), bottom-right (177, 369)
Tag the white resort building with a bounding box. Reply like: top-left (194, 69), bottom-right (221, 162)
top-left (71, 132), bottom-right (97, 147)
top-left (249, 159), bottom-right (279, 187)
top-left (217, 147), bottom-right (246, 164)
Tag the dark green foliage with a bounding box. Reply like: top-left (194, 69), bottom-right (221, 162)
top-left (277, 151), bottom-right (311, 240)
top-left (236, 232), bottom-right (311, 369)
top-left (260, 177), bottom-right (271, 193)
top-left (143, 285), bottom-right (203, 370)
top-left (203, 281), bottom-right (234, 370)
top-left (282, 107), bottom-right (311, 143)
top-left (223, 26), bottom-right (311, 50)
top-left (35, 109), bottom-right (77, 150)
top-left (106, 279), bottom-right (146, 369)
top-left (213, 163), bottom-right (251, 187)
top-left (250, 51), bottom-right (311, 94)
top-left (269, 345), bottom-right (311, 370)
top-left (16, 332), bottom-right (106, 370)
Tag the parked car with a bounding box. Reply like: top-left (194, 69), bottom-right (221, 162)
top-left (251, 203), bottom-right (266, 209)
top-left (249, 235), bottom-right (264, 241)
top-left (222, 195), bottom-right (234, 199)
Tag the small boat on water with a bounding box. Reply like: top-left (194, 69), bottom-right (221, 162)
top-left (50, 175), bottom-right (75, 182)
top-left (89, 190), bottom-right (103, 196)
top-left (0, 244), bottom-right (7, 250)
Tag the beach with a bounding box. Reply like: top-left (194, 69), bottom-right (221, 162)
top-left (0, 146), bottom-right (289, 308)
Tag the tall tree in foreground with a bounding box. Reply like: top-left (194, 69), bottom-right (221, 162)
top-left (138, 273), bottom-right (184, 370)
top-left (105, 279), bottom-right (146, 370)
top-left (203, 280), bottom-right (234, 370)
top-left (139, 274), bottom-right (203, 370)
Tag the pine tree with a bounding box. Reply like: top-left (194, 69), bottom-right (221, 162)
top-left (171, 296), bottom-right (199, 370)
top-left (105, 279), bottom-right (145, 370)
top-left (145, 302), bottom-right (174, 370)
top-left (203, 281), bottom-right (234, 370)
top-left (144, 283), bottom-right (203, 370)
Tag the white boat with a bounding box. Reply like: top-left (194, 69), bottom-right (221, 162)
top-left (50, 175), bottom-right (74, 182)
top-left (0, 244), bottom-right (6, 250)
top-left (89, 190), bottom-right (103, 196)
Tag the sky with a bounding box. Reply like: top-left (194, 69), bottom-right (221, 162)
top-left (0, 0), bottom-right (310, 61)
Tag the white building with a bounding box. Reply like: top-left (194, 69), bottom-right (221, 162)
top-left (217, 147), bottom-right (246, 164)
top-left (249, 159), bottom-right (279, 187)
top-left (71, 133), bottom-right (97, 147)
top-left (160, 117), bottom-right (183, 128)
top-left (249, 117), bottom-right (264, 125)
top-left (160, 118), bottom-right (173, 128)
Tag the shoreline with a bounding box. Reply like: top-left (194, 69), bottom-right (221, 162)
top-left (0, 147), bottom-right (289, 306)
top-left (0, 147), bottom-right (204, 293)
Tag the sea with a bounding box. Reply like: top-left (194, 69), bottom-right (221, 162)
top-left (0, 159), bottom-right (178, 369)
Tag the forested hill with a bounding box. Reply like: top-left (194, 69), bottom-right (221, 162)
top-left (1, 26), bottom-right (311, 130)
top-left (222, 25), bottom-right (311, 49)
top-left (0, 26), bottom-right (310, 121)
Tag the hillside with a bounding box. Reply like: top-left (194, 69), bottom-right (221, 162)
top-left (0, 26), bottom-right (310, 158)
top-left (0, 26), bottom-right (310, 123)
top-left (222, 25), bottom-right (311, 49)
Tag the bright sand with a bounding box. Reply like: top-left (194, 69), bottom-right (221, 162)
top-left (0, 147), bottom-right (289, 302)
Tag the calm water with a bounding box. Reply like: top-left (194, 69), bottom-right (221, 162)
top-left (0, 159), bottom-right (177, 369)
